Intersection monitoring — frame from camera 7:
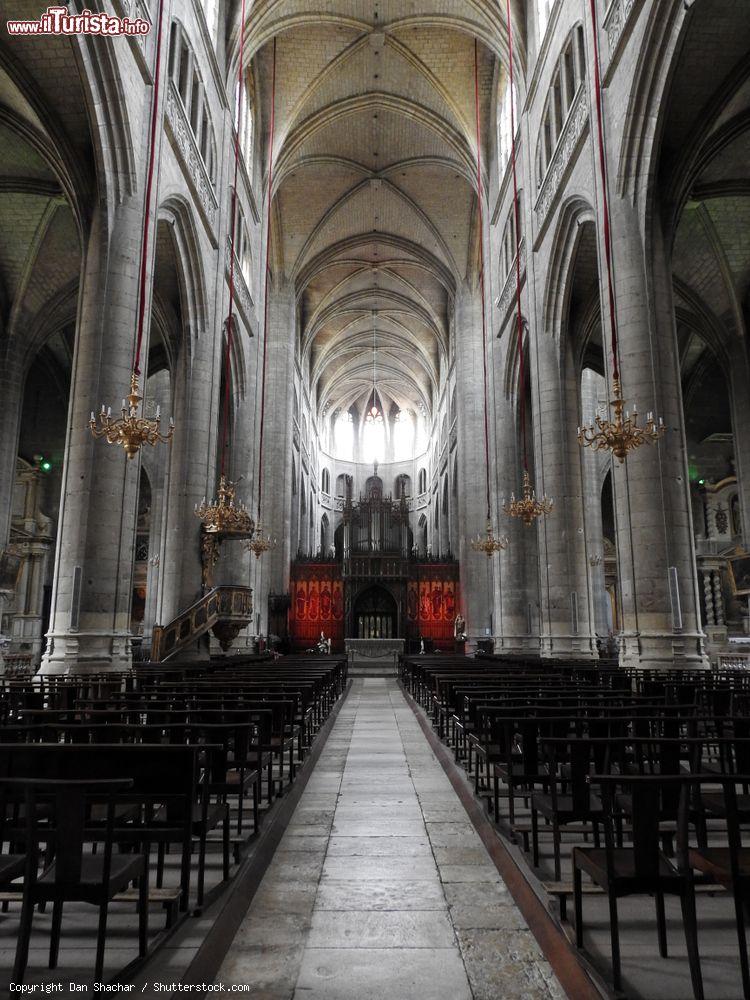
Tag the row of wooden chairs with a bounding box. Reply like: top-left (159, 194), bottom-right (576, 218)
top-left (400, 653), bottom-right (750, 998)
top-left (0, 653), bottom-right (347, 983)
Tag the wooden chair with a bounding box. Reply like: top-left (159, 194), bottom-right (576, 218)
top-left (573, 774), bottom-right (703, 998)
top-left (5, 776), bottom-right (149, 983)
top-left (690, 775), bottom-right (750, 999)
top-left (531, 738), bottom-right (604, 881)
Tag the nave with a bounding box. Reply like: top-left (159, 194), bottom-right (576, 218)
top-left (216, 677), bottom-right (564, 999)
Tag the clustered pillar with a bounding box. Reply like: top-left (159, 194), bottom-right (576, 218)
top-left (40, 205), bottom-right (143, 674)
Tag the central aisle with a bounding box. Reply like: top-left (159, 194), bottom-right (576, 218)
top-left (217, 678), bottom-right (565, 999)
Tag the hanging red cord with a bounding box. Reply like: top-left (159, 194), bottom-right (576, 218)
top-left (255, 37), bottom-right (277, 520)
top-left (588, 0), bottom-right (619, 382)
top-left (504, 0), bottom-right (528, 472)
top-left (132, 0), bottom-right (166, 377)
top-left (473, 39), bottom-right (492, 524)
top-left (219, 0), bottom-right (248, 478)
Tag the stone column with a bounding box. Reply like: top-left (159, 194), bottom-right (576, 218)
top-left (607, 201), bottom-right (707, 669)
top-left (223, 333), bottom-right (259, 643)
top-left (140, 371), bottom-right (172, 641)
top-left (530, 328), bottom-right (595, 658)
top-left (40, 203), bottom-right (144, 673)
top-left (255, 276), bottom-right (296, 633)
top-left (491, 349), bottom-right (539, 654)
top-left (157, 310), bottom-right (219, 631)
top-left (580, 369), bottom-right (611, 636)
top-left (454, 281), bottom-right (492, 641)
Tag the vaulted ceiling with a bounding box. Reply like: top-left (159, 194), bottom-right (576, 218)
top-left (244, 1), bottom-right (510, 424)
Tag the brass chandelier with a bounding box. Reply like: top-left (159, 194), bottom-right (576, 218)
top-left (246, 521), bottom-right (276, 559)
top-left (503, 471), bottom-right (554, 528)
top-left (90, 372), bottom-right (174, 459)
top-left (579, 0), bottom-right (667, 463)
top-left (195, 476), bottom-right (255, 536)
top-left (578, 376), bottom-right (665, 463)
top-left (471, 520), bottom-right (509, 557)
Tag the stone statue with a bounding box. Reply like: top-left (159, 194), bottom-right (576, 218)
top-left (454, 613), bottom-right (466, 640)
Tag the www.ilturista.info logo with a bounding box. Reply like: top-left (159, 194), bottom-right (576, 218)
top-left (6, 5), bottom-right (151, 36)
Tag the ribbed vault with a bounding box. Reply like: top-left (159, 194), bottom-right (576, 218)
top-left (239, 0), bottom-right (507, 426)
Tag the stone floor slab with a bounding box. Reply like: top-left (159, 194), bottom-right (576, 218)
top-left (216, 678), bottom-right (564, 1000)
top-left (307, 909), bottom-right (456, 948)
top-left (293, 947), bottom-right (473, 1000)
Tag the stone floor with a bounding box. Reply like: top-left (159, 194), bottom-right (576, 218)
top-left (216, 677), bottom-right (564, 999)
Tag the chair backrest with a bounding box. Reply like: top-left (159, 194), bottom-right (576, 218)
top-left (720, 777), bottom-right (747, 889)
top-left (599, 777), bottom-right (680, 883)
top-left (1, 777), bottom-right (132, 887)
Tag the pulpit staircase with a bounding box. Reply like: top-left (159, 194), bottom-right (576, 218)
top-left (150, 586), bottom-right (253, 662)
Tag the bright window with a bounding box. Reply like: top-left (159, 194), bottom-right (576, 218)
top-left (363, 409), bottom-right (385, 465)
top-left (393, 410), bottom-right (415, 461)
top-left (334, 411), bottom-right (354, 461)
top-left (234, 77), bottom-right (254, 176)
top-left (537, 0), bottom-right (554, 41)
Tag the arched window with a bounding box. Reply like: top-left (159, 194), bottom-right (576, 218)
top-left (415, 412), bottom-right (428, 454)
top-left (393, 410), bottom-right (415, 461)
top-left (234, 75), bottom-right (254, 178)
top-left (501, 195), bottom-right (523, 281)
top-left (536, 25), bottom-right (586, 185)
top-left (418, 468), bottom-right (427, 495)
top-left (395, 474), bottom-right (411, 498)
top-left (230, 201), bottom-right (252, 290)
top-left (334, 410), bottom-right (354, 461)
top-left (363, 397), bottom-right (385, 465)
top-left (365, 476), bottom-right (383, 500)
top-left (417, 515), bottom-right (428, 556)
top-left (168, 21), bottom-right (217, 185)
top-left (320, 514), bottom-right (330, 554)
top-left (321, 468), bottom-right (330, 494)
top-left (497, 74), bottom-right (516, 174)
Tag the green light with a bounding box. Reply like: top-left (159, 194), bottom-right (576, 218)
top-left (40, 460), bottom-right (51, 473)
top-left (698, 479), bottom-right (705, 486)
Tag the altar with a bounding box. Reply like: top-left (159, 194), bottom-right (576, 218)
top-left (345, 638), bottom-right (404, 675)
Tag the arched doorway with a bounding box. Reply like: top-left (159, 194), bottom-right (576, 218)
top-left (354, 585), bottom-right (398, 639)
